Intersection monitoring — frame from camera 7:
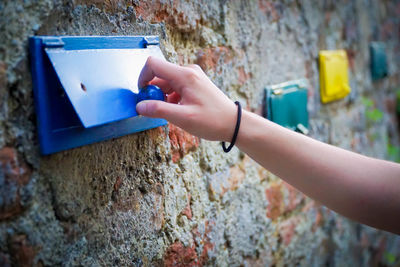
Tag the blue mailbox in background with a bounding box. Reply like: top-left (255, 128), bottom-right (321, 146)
top-left (29, 36), bottom-right (167, 155)
top-left (370, 42), bottom-right (388, 80)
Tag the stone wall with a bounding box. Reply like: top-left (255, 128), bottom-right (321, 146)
top-left (1, 0), bottom-right (400, 266)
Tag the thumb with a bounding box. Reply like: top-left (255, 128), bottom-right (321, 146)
top-left (136, 100), bottom-right (187, 123)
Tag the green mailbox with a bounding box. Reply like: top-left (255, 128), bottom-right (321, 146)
top-left (263, 79), bottom-right (309, 134)
top-left (370, 42), bottom-right (388, 80)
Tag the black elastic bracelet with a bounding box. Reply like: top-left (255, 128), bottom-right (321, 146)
top-left (222, 101), bottom-right (242, 153)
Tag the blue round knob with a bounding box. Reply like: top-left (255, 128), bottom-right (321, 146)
top-left (137, 85), bottom-right (165, 102)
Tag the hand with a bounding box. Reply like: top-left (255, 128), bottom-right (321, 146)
top-left (136, 56), bottom-right (237, 141)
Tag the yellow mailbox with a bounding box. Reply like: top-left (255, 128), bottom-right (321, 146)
top-left (319, 50), bottom-right (351, 103)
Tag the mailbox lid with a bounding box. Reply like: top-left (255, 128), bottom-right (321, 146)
top-left (45, 44), bottom-right (164, 128)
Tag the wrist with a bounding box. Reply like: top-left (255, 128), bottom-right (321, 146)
top-left (235, 109), bottom-right (249, 148)
top-left (221, 101), bottom-right (242, 152)
top-left (235, 110), bottom-right (265, 149)
top-left (220, 101), bottom-right (240, 142)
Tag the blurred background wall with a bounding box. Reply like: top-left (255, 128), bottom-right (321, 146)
top-left (0, 0), bottom-right (400, 266)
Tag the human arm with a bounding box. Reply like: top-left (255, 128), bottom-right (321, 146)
top-left (237, 111), bottom-right (400, 234)
top-left (136, 57), bottom-right (400, 234)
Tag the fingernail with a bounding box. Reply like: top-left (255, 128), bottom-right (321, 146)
top-left (136, 102), bottom-right (147, 115)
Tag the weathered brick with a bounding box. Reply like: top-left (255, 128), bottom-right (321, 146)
top-left (385, 96), bottom-right (396, 114)
top-left (191, 220), bottom-right (215, 266)
top-left (0, 147), bottom-right (31, 220)
top-left (282, 182), bottom-right (305, 213)
top-left (302, 201), bottom-right (324, 232)
top-left (180, 194), bottom-right (193, 220)
top-left (226, 164), bottom-right (246, 192)
top-left (207, 165), bottom-right (246, 198)
top-left (163, 223), bottom-right (214, 267)
top-left (111, 176), bottom-right (123, 201)
top-left (168, 124), bottom-right (200, 163)
top-left (9, 235), bottom-right (38, 267)
top-left (258, 0), bottom-right (282, 22)
top-left (163, 242), bottom-right (198, 267)
top-left (196, 47), bottom-right (233, 73)
top-left (279, 217), bottom-right (301, 246)
top-left (237, 66), bottom-right (252, 85)
top-left (346, 49), bottom-right (356, 71)
top-left (265, 182), bottom-right (283, 220)
top-left (134, 0), bottom-right (198, 32)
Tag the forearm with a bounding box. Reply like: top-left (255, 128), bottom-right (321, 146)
top-left (236, 110), bottom-right (400, 234)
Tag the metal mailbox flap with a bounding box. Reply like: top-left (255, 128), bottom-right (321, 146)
top-left (45, 46), bottom-right (164, 128)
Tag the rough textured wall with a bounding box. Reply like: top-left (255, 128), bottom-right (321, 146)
top-left (1, 0), bottom-right (400, 266)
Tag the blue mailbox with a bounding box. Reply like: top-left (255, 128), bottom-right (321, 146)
top-left (29, 36), bottom-right (167, 155)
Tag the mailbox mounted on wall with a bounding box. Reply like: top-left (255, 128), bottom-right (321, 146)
top-left (370, 42), bottom-right (388, 80)
top-left (319, 50), bottom-right (351, 103)
top-left (263, 79), bottom-right (309, 134)
top-left (29, 36), bottom-right (167, 155)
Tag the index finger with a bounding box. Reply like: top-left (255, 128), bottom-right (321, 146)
top-left (138, 56), bottom-right (184, 92)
